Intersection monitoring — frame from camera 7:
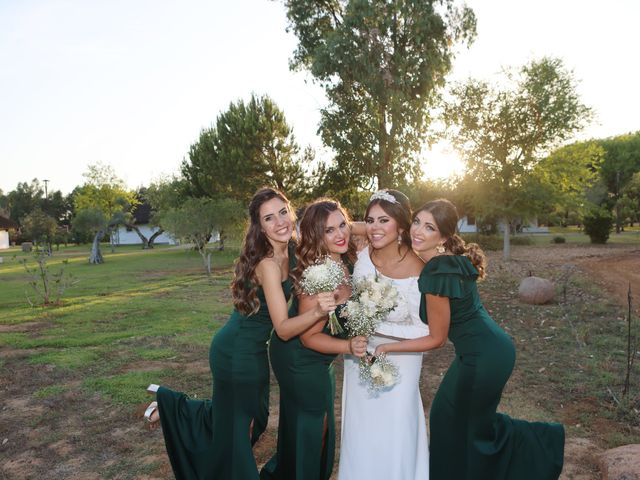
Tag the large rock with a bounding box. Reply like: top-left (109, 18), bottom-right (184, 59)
top-left (518, 276), bottom-right (556, 304)
top-left (599, 444), bottom-right (640, 480)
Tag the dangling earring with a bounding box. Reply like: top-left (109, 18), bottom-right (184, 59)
top-left (435, 243), bottom-right (446, 254)
top-left (397, 234), bottom-right (402, 245)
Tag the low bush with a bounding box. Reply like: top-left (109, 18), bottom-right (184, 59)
top-left (583, 208), bottom-right (614, 244)
top-left (552, 236), bottom-right (566, 244)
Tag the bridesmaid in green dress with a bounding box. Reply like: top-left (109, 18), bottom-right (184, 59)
top-left (373, 198), bottom-right (565, 480)
top-left (262, 199), bottom-right (368, 480)
top-left (144, 188), bottom-right (338, 480)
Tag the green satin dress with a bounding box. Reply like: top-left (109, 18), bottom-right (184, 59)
top-left (156, 250), bottom-right (295, 480)
top-left (419, 255), bottom-right (565, 480)
top-left (262, 266), bottom-right (351, 480)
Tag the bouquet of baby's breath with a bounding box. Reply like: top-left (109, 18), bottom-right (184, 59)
top-left (340, 274), bottom-right (400, 392)
top-left (300, 256), bottom-right (348, 335)
top-left (340, 274), bottom-right (399, 337)
top-left (359, 352), bottom-right (399, 393)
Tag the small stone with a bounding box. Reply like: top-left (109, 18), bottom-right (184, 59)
top-left (2, 438), bottom-right (7, 445)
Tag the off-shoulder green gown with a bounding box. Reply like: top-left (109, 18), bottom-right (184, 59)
top-left (419, 255), bottom-right (564, 480)
top-left (156, 254), bottom-right (295, 480)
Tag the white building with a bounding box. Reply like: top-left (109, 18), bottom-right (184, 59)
top-left (0, 215), bottom-right (18, 250)
top-left (110, 203), bottom-right (177, 246)
top-left (457, 215), bottom-right (549, 234)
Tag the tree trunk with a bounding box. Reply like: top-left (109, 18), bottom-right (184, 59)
top-left (502, 218), bottom-right (511, 261)
top-left (147, 228), bottom-right (165, 249)
top-left (89, 230), bottom-right (104, 264)
top-left (127, 224), bottom-right (150, 249)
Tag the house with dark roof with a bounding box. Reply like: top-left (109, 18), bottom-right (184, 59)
top-left (0, 215), bottom-right (18, 249)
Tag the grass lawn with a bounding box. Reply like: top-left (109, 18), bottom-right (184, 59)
top-left (1, 241), bottom-right (639, 478)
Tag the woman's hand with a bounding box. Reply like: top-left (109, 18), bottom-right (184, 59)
top-left (374, 343), bottom-right (388, 356)
top-left (315, 292), bottom-right (337, 318)
top-left (349, 335), bottom-right (368, 357)
top-left (333, 283), bottom-right (351, 305)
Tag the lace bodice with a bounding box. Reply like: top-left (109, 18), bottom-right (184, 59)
top-left (352, 248), bottom-right (429, 340)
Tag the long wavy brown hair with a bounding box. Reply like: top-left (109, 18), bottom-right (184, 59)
top-left (365, 189), bottom-right (413, 252)
top-left (415, 198), bottom-right (487, 279)
top-left (291, 199), bottom-right (357, 295)
top-left (231, 187), bottom-right (295, 315)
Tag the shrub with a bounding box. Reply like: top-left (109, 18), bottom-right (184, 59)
top-left (510, 236), bottom-right (532, 246)
top-left (583, 208), bottom-right (614, 244)
top-left (460, 234), bottom-right (503, 251)
top-left (552, 236), bottom-right (566, 244)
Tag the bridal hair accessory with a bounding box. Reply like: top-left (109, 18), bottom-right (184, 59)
top-left (369, 190), bottom-right (398, 205)
top-left (436, 243), bottom-right (446, 254)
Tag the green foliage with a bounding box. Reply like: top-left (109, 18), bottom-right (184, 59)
top-left (72, 163), bottom-right (138, 263)
top-left (583, 207), bottom-right (614, 243)
top-left (282, 0), bottom-right (476, 188)
top-left (6, 179), bottom-right (44, 224)
top-left (460, 234), bottom-right (503, 251)
top-left (552, 236), bottom-right (566, 244)
top-left (182, 94), bottom-right (309, 204)
top-left (444, 57), bottom-right (592, 258)
top-left (20, 208), bottom-right (58, 248)
top-left (534, 140), bottom-right (605, 224)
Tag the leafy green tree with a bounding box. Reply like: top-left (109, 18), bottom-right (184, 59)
top-left (6, 179), bottom-right (44, 225)
top-left (182, 94), bottom-right (308, 203)
top-left (617, 171), bottom-right (640, 226)
top-left (281, 0), bottom-right (476, 189)
top-left (598, 132), bottom-right (640, 232)
top-left (159, 197), bottom-right (244, 274)
top-left (21, 208), bottom-right (58, 254)
top-left (534, 140), bottom-right (604, 226)
top-left (72, 163), bottom-right (137, 264)
top-left (0, 189), bottom-right (8, 215)
top-left (443, 57), bottom-right (592, 259)
top-left (43, 190), bottom-right (74, 227)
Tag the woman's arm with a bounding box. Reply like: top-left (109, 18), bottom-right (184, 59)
top-left (258, 259), bottom-right (336, 341)
top-left (299, 294), bottom-right (367, 357)
top-left (374, 294), bottom-right (451, 355)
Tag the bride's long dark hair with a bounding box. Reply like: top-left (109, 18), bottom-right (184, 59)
top-left (231, 187), bottom-right (295, 315)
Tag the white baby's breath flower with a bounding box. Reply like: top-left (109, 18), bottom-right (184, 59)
top-left (300, 256), bottom-right (349, 335)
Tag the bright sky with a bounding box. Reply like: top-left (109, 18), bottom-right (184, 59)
top-left (2, 0), bottom-right (639, 193)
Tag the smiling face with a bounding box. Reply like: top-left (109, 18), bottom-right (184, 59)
top-left (323, 210), bottom-right (350, 259)
top-left (258, 197), bottom-right (294, 246)
top-left (365, 203), bottom-right (402, 250)
top-left (410, 210), bottom-right (447, 258)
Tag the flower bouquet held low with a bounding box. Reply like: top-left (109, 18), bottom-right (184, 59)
top-left (340, 274), bottom-right (400, 392)
top-left (361, 352), bottom-right (399, 390)
top-left (300, 256), bottom-right (349, 335)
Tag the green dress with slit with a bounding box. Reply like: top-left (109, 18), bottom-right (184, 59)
top-left (419, 255), bottom-right (565, 480)
top-left (261, 265), bottom-right (352, 480)
top-left (156, 249), bottom-right (296, 480)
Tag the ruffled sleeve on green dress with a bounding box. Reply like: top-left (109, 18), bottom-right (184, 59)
top-left (418, 255), bottom-right (480, 325)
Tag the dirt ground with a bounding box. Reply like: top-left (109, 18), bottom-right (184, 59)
top-left (1, 243), bottom-right (638, 479)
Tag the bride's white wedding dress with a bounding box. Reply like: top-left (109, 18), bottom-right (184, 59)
top-left (338, 248), bottom-right (430, 480)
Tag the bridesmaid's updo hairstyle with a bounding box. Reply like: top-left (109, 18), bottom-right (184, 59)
top-left (365, 189), bottom-right (413, 250)
top-left (291, 198), bottom-right (357, 295)
top-left (231, 187), bottom-right (296, 315)
top-left (415, 198), bottom-right (487, 279)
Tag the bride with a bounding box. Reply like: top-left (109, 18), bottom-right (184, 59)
top-left (338, 189), bottom-right (429, 480)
